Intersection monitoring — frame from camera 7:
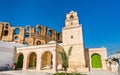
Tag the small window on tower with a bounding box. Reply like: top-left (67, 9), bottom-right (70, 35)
top-left (70, 15), bottom-right (74, 20)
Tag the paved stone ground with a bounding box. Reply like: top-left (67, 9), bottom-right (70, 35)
top-left (0, 70), bottom-right (53, 75)
top-left (87, 69), bottom-right (118, 75)
top-left (0, 69), bottom-right (118, 75)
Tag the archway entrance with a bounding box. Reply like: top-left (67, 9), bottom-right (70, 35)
top-left (91, 54), bottom-right (102, 68)
top-left (28, 52), bottom-right (37, 69)
top-left (17, 53), bottom-right (24, 69)
top-left (41, 51), bottom-right (53, 69)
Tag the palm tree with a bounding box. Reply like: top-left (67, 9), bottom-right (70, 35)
top-left (59, 46), bottom-right (72, 75)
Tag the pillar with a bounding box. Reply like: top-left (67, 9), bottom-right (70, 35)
top-left (22, 54), bottom-right (27, 70)
top-left (52, 49), bottom-right (57, 72)
top-left (36, 53), bottom-right (41, 71)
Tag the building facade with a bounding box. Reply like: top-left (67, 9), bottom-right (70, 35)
top-left (0, 11), bottom-right (107, 72)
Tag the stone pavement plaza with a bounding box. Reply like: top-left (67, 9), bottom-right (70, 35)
top-left (0, 70), bottom-right (52, 75)
top-left (87, 69), bottom-right (117, 75)
top-left (0, 69), bottom-right (118, 75)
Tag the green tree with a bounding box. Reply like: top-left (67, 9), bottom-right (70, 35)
top-left (59, 46), bottom-right (72, 75)
top-left (17, 54), bottom-right (24, 68)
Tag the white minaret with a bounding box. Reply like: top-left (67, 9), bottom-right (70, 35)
top-left (62, 11), bottom-right (86, 70)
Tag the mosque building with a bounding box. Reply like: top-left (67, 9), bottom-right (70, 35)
top-left (0, 11), bottom-right (107, 72)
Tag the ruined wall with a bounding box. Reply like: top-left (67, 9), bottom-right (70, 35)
top-left (0, 22), bottom-right (62, 46)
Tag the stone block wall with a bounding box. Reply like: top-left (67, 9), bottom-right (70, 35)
top-left (0, 22), bottom-right (62, 45)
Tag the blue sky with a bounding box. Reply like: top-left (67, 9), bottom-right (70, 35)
top-left (0, 0), bottom-right (120, 55)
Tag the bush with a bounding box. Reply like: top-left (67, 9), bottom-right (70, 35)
top-left (53, 72), bottom-right (83, 75)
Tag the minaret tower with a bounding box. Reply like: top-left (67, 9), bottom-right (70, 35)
top-left (62, 11), bottom-right (86, 70)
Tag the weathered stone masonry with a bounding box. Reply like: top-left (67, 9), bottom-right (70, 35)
top-left (0, 23), bottom-right (62, 45)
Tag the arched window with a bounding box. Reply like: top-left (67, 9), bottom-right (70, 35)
top-left (57, 33), bottom-right (60, 40)
top-left (3, 30), bottom-right (8, 36)
top-left (15, 28), bottom-right (20, 34)
top-left (24, 42), bottom-right (29, 46)
top-left (17, 53), bottom-right (24, 68)
top-left (36, 41), bottom-right (41, 45)
top-left (25, 33), bottom-right (29, 38)
top-left (41, 51), bottom-right (53, 69)
top-left (48, 30), bottom-right (52, 35)
top-left (37, 27), bottom-right (41, 33)
top-left (26, 27), bottom-right (30, 32)
top-left (15, 36), bottom-right (18, 40)
top-left (28, 52), bottom-right (37, 68)
top-left (6, 24), bottom-right (9, 29)
top-left (70, 15), bottom-right (74, 20)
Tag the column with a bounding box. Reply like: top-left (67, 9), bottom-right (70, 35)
top-left (36, 53), bottom-right (41, 71)
top-left (22, 54), bottom-right (27, 70)
top-left (52, 49), bottom-right (57, 72)
top-left (89, 55), bottom-right (92, 70)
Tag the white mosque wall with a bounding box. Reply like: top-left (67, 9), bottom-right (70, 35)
top-left (0, 47), bottom-right (16, 67)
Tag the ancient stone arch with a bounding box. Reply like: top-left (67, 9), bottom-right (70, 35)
top-left (24, 42), bottom-right (29, 46)
top-left (3, 30), bottom-right (8, 36)
top-left (41, 51), bottom-right (53, 69)
top-left (14, 28), bottom-right (20, 34)
top-left (16, 53), bottom-right (24, 69)
top-left (27, 52), bottom-right (37, 69)
top-left (0, 22), bottom-right (62, 44)
top-left (25, 25), bottom-right (31, 32)
top-left (36, 25), bottom-right (42, 34)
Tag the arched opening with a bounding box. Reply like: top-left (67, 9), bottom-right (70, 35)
top-left (17, 53), bottom-right (24, 69)
top-left (28, 52), bottom-right (37, 69)
top-left (24, 42), bottom-right (29, 46)
top-left (48, 30), bottom-right (52, 35)
top-left (25, 33), bottom-right (29, 38)
top-left (36, 41), bottom-right (41, 45)
top-left (26, 26), bottom-right (30, 32)
top-left (6, 24), bottom-right (9, 29)
top-left (91, 53), bottom-right (102, 68)
top-left (3, 30), bottom-right (8, 36)
top-left (57, 33), bottom-right (60, 40)
top-left (37, 27), bottom-right (41, 33)
top-left (15, 36), bottom-right (18, 40)
top-left (15, 28), bottom-right (20, 34)
top-left (41, 51), bottom-right (53, 69)
top-left (70, 15), bottom-right (74, 20)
